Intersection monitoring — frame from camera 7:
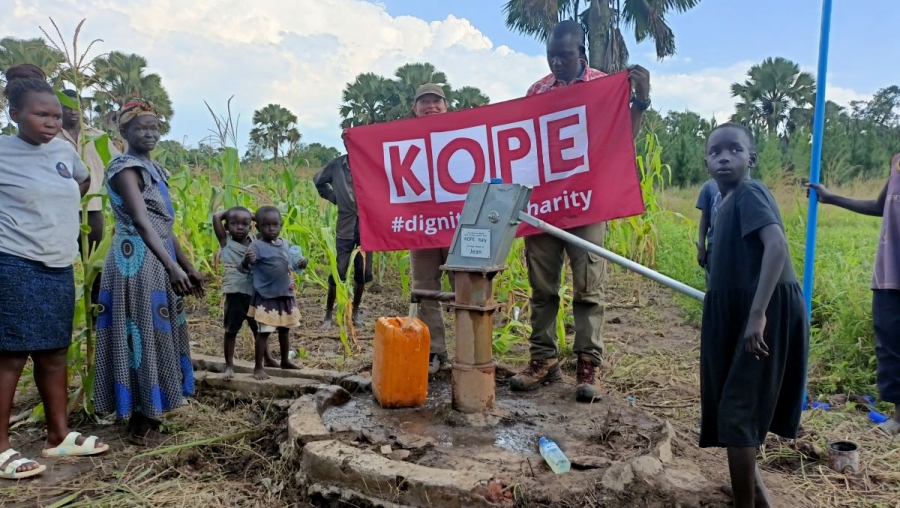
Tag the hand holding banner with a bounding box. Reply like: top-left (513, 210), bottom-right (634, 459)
top-left (344, 71), bottom-right (646, 252)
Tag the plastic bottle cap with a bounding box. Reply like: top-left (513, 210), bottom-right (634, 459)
top-left (490, 178), bottom-right (503, 184)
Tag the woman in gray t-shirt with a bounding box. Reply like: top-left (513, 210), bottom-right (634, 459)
top-left (0, 67), bottom-right (108, 480)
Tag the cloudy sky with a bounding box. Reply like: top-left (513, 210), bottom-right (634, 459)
top-left (4, 0), bottom-right (898, 151)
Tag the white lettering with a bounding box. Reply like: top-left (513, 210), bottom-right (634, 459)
top-left (491, 120), bottom-right (539, 185)
top-left (430, 125), bottom-right (490, 204)
top-left (526, 189), bottom-right (593, 216)
top-left (538, 106), bottom-right (589, 183)
top-left (383, 139), bottom-right (431, 204)
top-left (580, 190), bottom-right (592, 211)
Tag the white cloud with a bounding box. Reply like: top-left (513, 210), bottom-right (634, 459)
top-left (1, 0), bottom-right (874, 150)
top-left (649, 61), bottom-right (752, 123)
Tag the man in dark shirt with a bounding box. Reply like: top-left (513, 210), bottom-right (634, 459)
top-left (314, 129), bottom-right (373, 328)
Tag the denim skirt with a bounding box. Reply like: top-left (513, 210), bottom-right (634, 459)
top-left (0, 251), bottom-right (75, 352)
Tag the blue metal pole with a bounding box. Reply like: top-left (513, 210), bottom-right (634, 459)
top-left (802, 0), bottom-right (833, 410)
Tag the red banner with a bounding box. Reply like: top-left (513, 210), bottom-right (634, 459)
top-left (345, 71), bottom-right (645, 252)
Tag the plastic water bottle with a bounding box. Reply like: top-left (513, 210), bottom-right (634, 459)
top-left (538, 437), bottom-right (570, 474)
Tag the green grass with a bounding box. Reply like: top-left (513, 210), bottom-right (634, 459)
top-left (656, 180), bottom-right (884, 398)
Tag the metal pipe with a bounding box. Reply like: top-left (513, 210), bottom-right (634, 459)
top-left (519, 212), bottom-right (706, 302)
top-left (410, 290), bottom-right (456, 303)
top-left (801, 0), bottom-right (833, 412)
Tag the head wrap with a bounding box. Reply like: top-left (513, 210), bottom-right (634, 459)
top-left (118, 99), bottom-right (158, 128)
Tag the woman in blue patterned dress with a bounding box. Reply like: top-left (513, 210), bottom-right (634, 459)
top-left (93, 100), bottom-right (204, 445)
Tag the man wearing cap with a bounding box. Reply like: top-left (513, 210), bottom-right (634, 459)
top-left (409, 83), bottom-right (455, 375)
top-left (315, 129), bottom-right (373, 329)
top-left (509, 20), bottom-right (652, 402)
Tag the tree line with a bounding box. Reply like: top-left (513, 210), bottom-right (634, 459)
top-left (1, 34), bottom-right (491, 169)
top-left (243, 62), bottom-right (491, 165)
top-left (6, 18), bottom-right (897, 183)
top-left (0, 36), bottom-right (175, 135)
top-left (644, 57), bottom-right (900, 187)
top-left (338, 62), bottom-right (490, 127)
top-left (502, 2), bottom-right (899, 186)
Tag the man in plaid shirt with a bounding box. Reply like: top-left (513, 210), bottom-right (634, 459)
top-left (509, 20), bottom-right (652, 402)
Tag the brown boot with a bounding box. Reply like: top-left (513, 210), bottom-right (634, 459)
top-left (575, 354), bottom-right (600, 402)
top-left (509, 359), bottom-right (562, 391)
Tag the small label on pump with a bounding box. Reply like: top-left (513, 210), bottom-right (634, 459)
top-left (460, 228), bottom-right (490, 259)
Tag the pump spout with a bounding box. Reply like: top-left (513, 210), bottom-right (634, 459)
top-left (410, 290), bottom-right (456, 304)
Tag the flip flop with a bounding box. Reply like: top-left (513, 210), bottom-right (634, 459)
top-left (0, 449), bottom-right (46, 480)
top-left (41, 432), bottom-right (109, 458)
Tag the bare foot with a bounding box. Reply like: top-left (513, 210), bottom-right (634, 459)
top-left (223, 366), bottom-right (234, 381)
top-left (253, 367), bottom-right (269, 380)
top-left (264, 355), bottom-right (279, 368)
top-left (129, 428), bottom-right (167, 447)
top-left (0, 448), bottom-right (42, 474)
top-left (128, 414), bottom-right (167, 447)
top-left (720, 483), bottom-right (771, 507)
top-left (321, 319), bottom-right (333, 330)
top-left (281, 360), bottom-right (301, 370)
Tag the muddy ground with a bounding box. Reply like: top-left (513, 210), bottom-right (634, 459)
top-left (3, 268), bottom-right (898, 507)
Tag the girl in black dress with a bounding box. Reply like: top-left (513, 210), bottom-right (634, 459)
top-left (700, 124), bottom-right (809, 508)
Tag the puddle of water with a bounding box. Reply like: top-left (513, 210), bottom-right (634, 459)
top-left (322, 379), bottom-right (541, 456)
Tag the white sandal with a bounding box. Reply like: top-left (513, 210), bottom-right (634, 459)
top-left (0, 449), bottom-right (46, 480)
top-left (41, 431), bottom-right (109, 458)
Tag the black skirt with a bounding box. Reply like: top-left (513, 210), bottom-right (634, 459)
top-left (700, 282), bottom-right (809, 448)
top-left (0, 251), bottom-right (75, 352)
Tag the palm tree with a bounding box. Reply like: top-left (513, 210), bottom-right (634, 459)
top-left (451, 86), bottom-right (490, 111)
top-left (339, 73), bottom-right (393, 128)
top-left (730, 57), bottom-right (815, 136)
top-left (249, 103), bottom-right (300, 164)
top-left (503, 0), bottom-right (701, 73)
top-left (340, 64), bottom-right (491, 127)
top-left (92, 52), bottom-right (174, 135)
top-left (340, 63), bottom-right (492, 128)
top-left (0, 37), bottom-right (65, 116)
top-left (0, 37), bottom-right (65, 81)
top-left (286, 129), bottom-right (302, 160)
